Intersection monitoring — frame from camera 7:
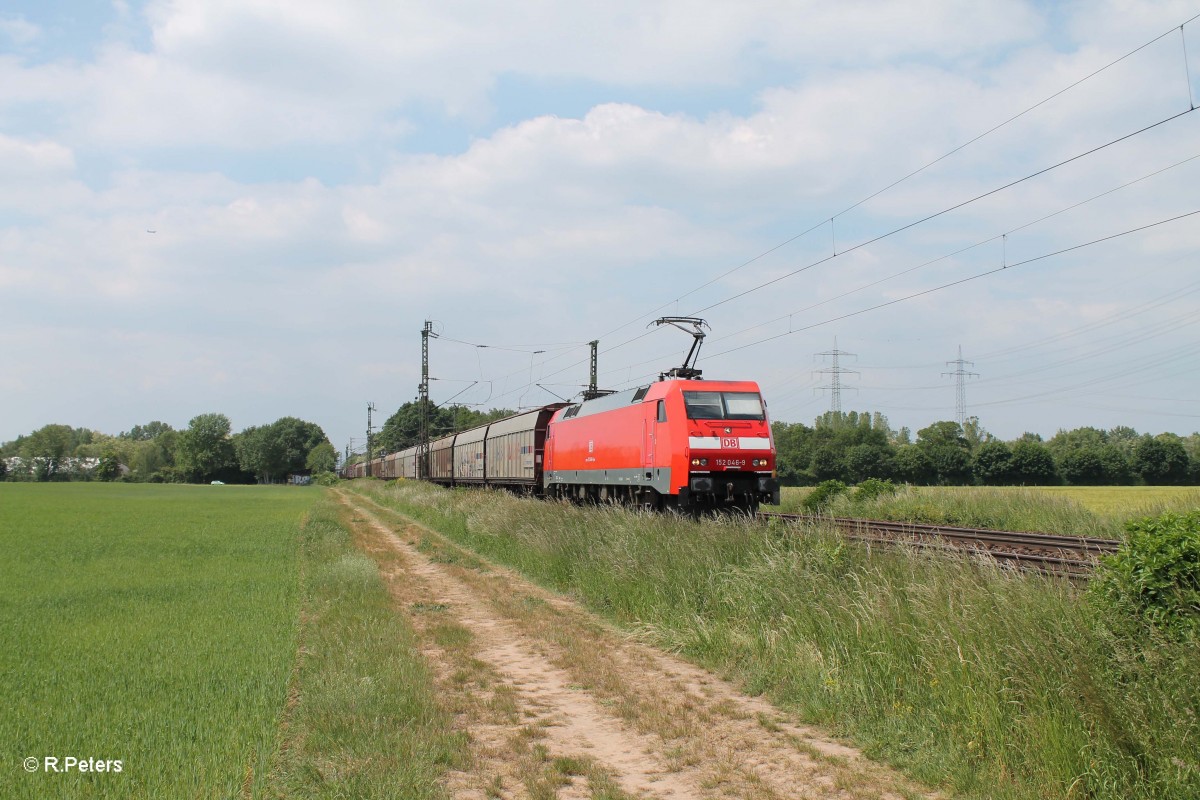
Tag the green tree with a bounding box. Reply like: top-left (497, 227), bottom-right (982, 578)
top-left (771, 421), bottom-right (815, 485)
top-left (306, 441), bottom-right (338, 474)
top-left (1047, 426), bottom-right (1108, 457)
top-left (810, 446), bottom-right (844, 482)
top-left (894, 445), bottom-right (934, 484)
top-left (1107, 425), bottom-right (1141, 457)
top-left (843, 443), bottom-right (892, 483)
top-left (1097, 445), bottom-right (1133, 485)
top-left (123, 421), bottom-right (174, 441)
top-left (20, 424), bottom-right (75, 481)
top-left (1008, 440), bottom-right (1058, 485)
top-left (1060, 448), bottom-right (1106, 485)
top-left (916, 421), bottom-right (972, 484)
top-left (972, 441), bottom-right (1014, 485)
top-left (177, 413), bottom-right (237, 482)
top-left (128, 432), bottom-right (177, 481)
top-left (917, 421), bottom-right (969, 450)
top-left (270, 417), bottom-right (328, 476)
top-left (961, 416), bottom-right (993, 452)
top-left (235, 417), bottom-right (330, 483)
top-left (1134, 435), bottom-right (1190, 485)
top-left (95, 449), bottom-right (122, 481)
top-left (233, 425), bottom-right (273, 482)
top-left (1185, 433), bottom-right (1200, 484)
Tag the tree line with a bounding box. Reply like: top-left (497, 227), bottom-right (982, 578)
top-left (773, 411), bottom-right (1200, 486)
top-left (0, 414), bottom-right (336, 484)
top-left (7, 403), bottom-right (1197, 487)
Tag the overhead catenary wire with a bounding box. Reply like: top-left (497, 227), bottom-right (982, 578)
top-left (428, 14), bottom-right (1200, 415)
top-left (700, 209), bottom-right (1200, 360)
top-left (706, 152), bottom-right (1200, 350)
top-left (511, 106), bottom-right (1200, 400)
top-left (587, 13), bottom-right (1200, 344)
top-left (685, 107), bottom-right (1198, 320)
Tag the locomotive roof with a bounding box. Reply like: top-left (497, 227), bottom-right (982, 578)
top-left (558, 378), bottom-right (762, 421)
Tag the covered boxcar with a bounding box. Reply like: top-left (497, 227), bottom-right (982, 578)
top-left (454, 426), bottom-right (486, 485)
top-left (484, 404), bottom-right (565, 490)
top-left (429, 434), bottom-right (455, 484)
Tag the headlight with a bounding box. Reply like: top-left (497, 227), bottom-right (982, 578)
top-left (691, 458), bottom-right (708, 467)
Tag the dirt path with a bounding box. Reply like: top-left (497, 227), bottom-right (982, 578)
top-left (336, 490), bottom-right (935, 800)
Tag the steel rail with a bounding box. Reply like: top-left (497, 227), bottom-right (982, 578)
top-left (758, 512), bottom-right (1121, 576)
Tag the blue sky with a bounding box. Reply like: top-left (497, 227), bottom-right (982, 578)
top-left (2, 0), bottom-right (1198, 455)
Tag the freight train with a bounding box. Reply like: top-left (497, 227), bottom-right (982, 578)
top-left (343, 377), bottom-right (780, 513)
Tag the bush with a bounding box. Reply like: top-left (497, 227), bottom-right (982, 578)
top-left (1089, 510), bottom-right (1200, 638)
top-left (851, 477), bottom-right (897, 503)
top-left (802, 479), bottom-right (848, 512)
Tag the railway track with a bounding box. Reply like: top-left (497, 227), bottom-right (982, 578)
top-left (759, 512), bottom-right (1122, 576)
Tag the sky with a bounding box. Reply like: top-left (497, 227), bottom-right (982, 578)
top-left (2, 0), bottom-right (1199, 456)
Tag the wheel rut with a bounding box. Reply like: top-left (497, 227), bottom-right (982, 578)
top-left (337, 490), bottom-right (936, 800)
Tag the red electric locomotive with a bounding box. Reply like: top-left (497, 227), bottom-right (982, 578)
top-left (345, 317), bottom-right (779, 512)
top-left (543, 378), bottom-right (779, 512)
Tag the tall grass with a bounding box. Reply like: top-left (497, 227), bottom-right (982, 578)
top-left (353, 480), bottom-right (1200, 800)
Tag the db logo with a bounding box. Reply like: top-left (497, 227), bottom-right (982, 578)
top-left (720, 437), bottom-right (738, 449)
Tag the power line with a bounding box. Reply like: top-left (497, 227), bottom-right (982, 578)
top-left (712, 152), bottom-right (1200, 352)
top-left (588, 185), bottom-right (1200, 397)
top-left (548, 108), bottom-right (1199, 398)
top-left (436, 335), bottom-right (586, 354)
top-left (425, 16), bottom-right (1200, 411)
top-left (701, 209), bottom-right (1200, 361)
top-left (686, 106), bottom-right (1197, 319)
top-left (588, 13), bottom-right (1200, 343)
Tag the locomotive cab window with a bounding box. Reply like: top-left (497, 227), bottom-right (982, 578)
top-left (657, 400), bottom-right (667, 422)
top-left (683, 391), bottom-right (765, 421)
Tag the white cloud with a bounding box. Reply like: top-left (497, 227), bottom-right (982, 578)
top-left (0, 133), bottom-right (75, 175)
top-left (0, 15), bottom-right (39, 47)
top-left (2, 0), bottom-right (1199, 448)
top-left (1, 0), bottom-right (1052, 150)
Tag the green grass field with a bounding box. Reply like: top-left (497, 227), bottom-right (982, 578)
top-left (1, 484), bottom-right (312, 799)
top-left (0, 483), bottom-right (460, 800)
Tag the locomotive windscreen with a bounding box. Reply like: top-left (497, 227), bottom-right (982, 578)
top-left (683, 391), bottom-right (765, 421)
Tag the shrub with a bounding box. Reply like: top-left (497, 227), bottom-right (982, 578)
top-left (1089, 510), bottom-right (1200, 638)
top-left (852, 477), bottom-right (897, 503)
top-left (802, 479), bottom-right (848, 512)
